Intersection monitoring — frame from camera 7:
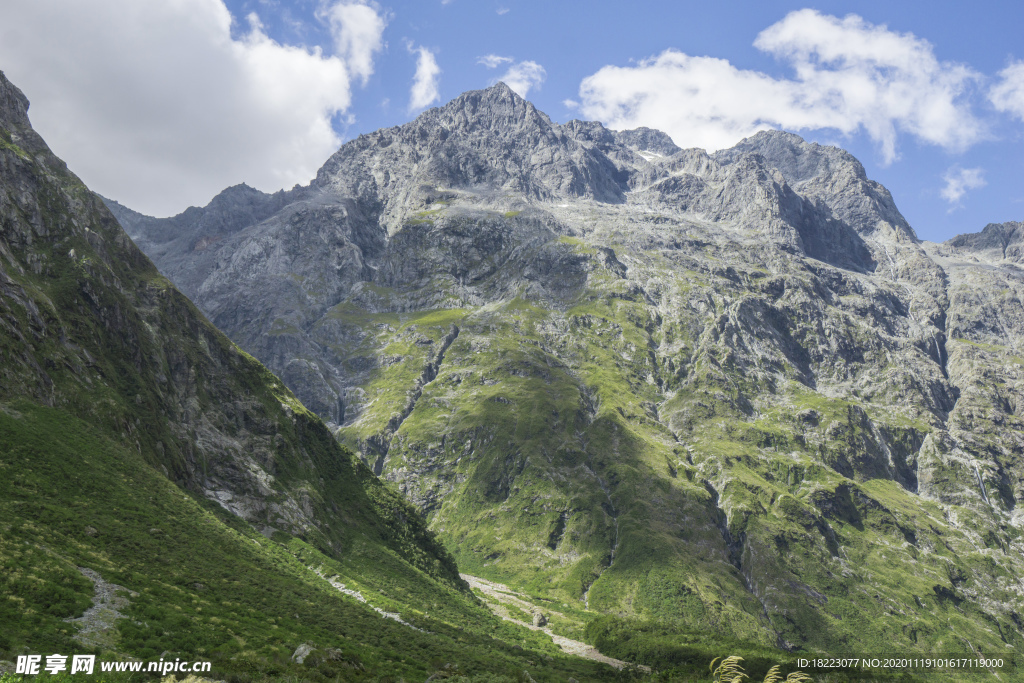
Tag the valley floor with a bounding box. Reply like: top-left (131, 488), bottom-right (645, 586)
top-left (461, 573), bottom-right (646, 673)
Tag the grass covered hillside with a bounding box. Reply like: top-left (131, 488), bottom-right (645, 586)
top-left (0, 70), bottom-right (616, 681)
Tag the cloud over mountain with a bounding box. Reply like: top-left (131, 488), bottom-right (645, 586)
top-left (409, 44), bottom-right (442, 111)
top-left (0, 0), bottom-right (386, 216)
top-left (577, 10), bottom-right (982, 162)
top-left (990, 61), bottom-right (1024, 121)
top-left (478, 55), bottom-right (545, 99)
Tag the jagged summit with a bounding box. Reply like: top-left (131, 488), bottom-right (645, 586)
top-left (0, 70), bottom-right (63, 169)
top-left (435, 81), bottom-right (548, 128)
top-left (720, 130), bottom-right (845, 184)
top-left (314, 81), bottom-right (632, 211)
top-left (304, 85), bottom-right (914, 277)
top-left (110, 84), bottom-right (954, 314)
top-left (613, 126), bottom-right (681, 156)
top-left (102, 81), bottom-right (919, 275)
top-left (947, 220), bottom-right (1024, 263)
top-left (0, 70), bottom-right (30, 128)
top-left (719, 129), bottom-right (918, 243)
top-left (309, 86), bottom-right (923, 270)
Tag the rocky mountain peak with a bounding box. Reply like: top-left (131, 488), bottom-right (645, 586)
top-left (561, 119), bottom-right (615, 145)
top-left (132, 86), bottom-right (942, 287)
top-left (613, 126), bottom-right (681, 156)
top-left (0, 70), bottom-right (30, 129)
top-left (0, 70), bottom-right (56, 164)
top-left (721, 130), bottom-right (855, 184)
top-left (313, 85), bottom-right (631, 229)
top-left (947, 220), bottom-right (1024, 263)
top-left (432, 81), bottom-right (550, 132)
top-left (716, 129), bottom-right (918, 243)
top-left (410, 81), bottom-right (567, 165)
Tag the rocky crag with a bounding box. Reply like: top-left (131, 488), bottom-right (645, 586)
top-left (110, 83), bottom-right (1024, 657)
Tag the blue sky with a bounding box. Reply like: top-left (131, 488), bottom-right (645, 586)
top-left (2, 1), bottom-right (1023, 242)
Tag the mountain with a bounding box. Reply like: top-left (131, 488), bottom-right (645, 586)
top-left (109, 82), bottom-right (1024, 666)
top-left (0, 71), bottom-right (617, 682)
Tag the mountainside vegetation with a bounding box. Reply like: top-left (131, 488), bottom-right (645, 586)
top-left (0, 71), bottom-right (628, 681)
top-left (109, 82), bottom-right (1024, 678)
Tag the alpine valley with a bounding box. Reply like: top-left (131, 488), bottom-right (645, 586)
top-left (0, 71), bottom-right (619, 683)
top-left (3, 64), bottom-right (1024, 681)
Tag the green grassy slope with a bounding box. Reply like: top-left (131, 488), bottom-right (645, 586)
top-left (0, 402), bottom-right (611, 681)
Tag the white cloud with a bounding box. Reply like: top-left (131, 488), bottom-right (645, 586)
top-left (498, 61), bottom-right (546, 98)
top-left (577, 9), bottom-right (982, 162)
top-left (409, 45), bottom-right (441, 112)
top-left (990, 61), bottom-right (1024, 120)
top-left (0, 0), bottom-right (388, 217)
top-left (478, 55), bottom-right (545, 98)
top-left (941, 166), bottom-right (986, 207)
top-left (478, 54), bottom-right (514, 69)
top-left (496, 7), bottom-right (510, 15)
top-left (322, 1), bottom-right (387, 86)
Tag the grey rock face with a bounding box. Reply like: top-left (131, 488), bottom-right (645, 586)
top-left (947, 221), bottom-right (1024, 263)
top-left (313, 83), bottom-right (635, 227)
top-left (112, 84), bottom-right (1024, 654)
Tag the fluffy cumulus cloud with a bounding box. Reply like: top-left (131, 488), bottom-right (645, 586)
top-left (408, 45), bottom-right (441, 112)
top-left (477, 54), bottom-right (514, 69)
top-left (478, 55), bottom-right (545, 98)
top-left (941, 166), bottom-right (986, 207)
top-left (990, 62), bottom-right (1024, 120)
top-left (577, 10), bottom-right (982, 161)
top-left (499, 61), bottom-right (546, 98)
top-left (322, 1), bottom-right (387, 86)
top-left (0, 0), bottom-right (387, 216)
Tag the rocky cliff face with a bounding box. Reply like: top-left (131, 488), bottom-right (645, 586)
top-left (111, 83), bottom-right (1024, 656)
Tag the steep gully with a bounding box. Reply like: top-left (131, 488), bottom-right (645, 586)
top-left (370, 324), bottom-right (460, 475)
top-left (580, 460), bottom-right (620, 609)
top-left (567, 382), bottom-right (620, 608)
top-left (923, 261), bottom-right (995, 509)
top-left (310, 566), bottom-right (424, 631)
top-left (630, 277), bottom-right (787, 641)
